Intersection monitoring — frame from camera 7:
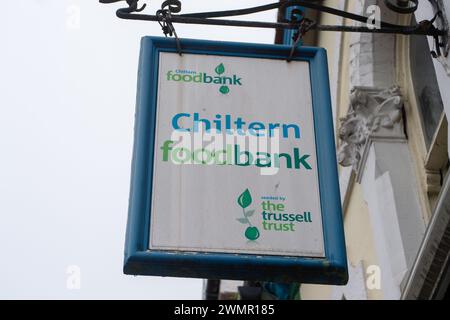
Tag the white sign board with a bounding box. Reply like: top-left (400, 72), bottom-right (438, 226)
top-left (149, 52), bottom-right (325, 257)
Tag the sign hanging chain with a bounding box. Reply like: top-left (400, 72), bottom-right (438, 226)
top-left (156, 1), bottom-right (182, 56)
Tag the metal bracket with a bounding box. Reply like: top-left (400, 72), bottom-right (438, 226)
top-left (384, 0), bottom-right (418, 14)
top-left (99, 0), bottom-right (449, 58)
top-left (287, 18), bottom-right (316, 62)
top-left (432, 0), bottom-right (450, 58)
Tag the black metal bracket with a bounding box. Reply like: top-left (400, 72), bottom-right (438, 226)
top-left (287, 17), bottom-right (316, 62)
top-left (429, 0), bottom-right (450, 58)
top-left (384, 0), bottom-right (418, 14)
top-left (99, 0), bottom-right (449, 58)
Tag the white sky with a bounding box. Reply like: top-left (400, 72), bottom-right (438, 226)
top-left (0, 1), bottom-right (276, 299)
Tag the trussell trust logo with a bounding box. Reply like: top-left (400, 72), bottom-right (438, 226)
top-left (166, 63), bottom-right (243, 94)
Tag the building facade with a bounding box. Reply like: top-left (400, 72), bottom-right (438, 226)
top-left (293, 0), bottom-right (450, 300)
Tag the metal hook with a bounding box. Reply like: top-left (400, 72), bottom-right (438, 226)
top-left (99, 0), bottom-right (146, 13)
top-left (287, 18), bottom-right (316, 62)
top-left (161, 0), bottom-right (182, 14)
top-left (416, 11), bottom-right (445, 58)
top-left (156, 3), bottom-right (183, 56)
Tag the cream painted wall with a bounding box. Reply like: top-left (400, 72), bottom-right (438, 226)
top-left (316, 0), bottom-right (346, 129)
top-left (301, 181), bottom-right (383, 299)
top-left (314, 1), bottom-right (358, 136)
top-left (341, 183), bottom-right (381, 300)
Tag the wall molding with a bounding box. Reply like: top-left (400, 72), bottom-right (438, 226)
top-left (337, 86), bottom-right (405, 182)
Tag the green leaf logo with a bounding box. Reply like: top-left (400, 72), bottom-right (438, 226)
top-left (215, 63), bottom-right (225, 75)
top-left (236, 189), bottom-right (259, 241)
top-left (245, 227), bottom-right (260, 241)
top-left (219, 85), bottom-right (230, 95)
top-left (237, 189), bottom-right (252, 209)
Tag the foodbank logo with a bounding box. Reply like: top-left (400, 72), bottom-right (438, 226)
top-left (166, 63), bottom-right (242, 95)
top-left (236, 189), bottom-right (260, 241)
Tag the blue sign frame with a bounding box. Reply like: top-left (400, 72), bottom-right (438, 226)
top-left (124, 36), bottom-right (348, 285)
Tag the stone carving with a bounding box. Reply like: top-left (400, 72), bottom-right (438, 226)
top-left (337, 86), bottom-right (404, 171)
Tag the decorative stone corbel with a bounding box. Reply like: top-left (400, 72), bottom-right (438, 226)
top-left (337, 86), bottom-right (405, 182)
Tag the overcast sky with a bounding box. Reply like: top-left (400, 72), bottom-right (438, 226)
top-left (0, 1), bottom-right (276, 299)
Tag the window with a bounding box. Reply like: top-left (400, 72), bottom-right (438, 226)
top-left (409, 22), bottom-right (445, 150)
top-left (408, 16), bottom-right (449, 212)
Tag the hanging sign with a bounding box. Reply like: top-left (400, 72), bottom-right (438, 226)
top-left (124, 37), bottom-right (348, 284)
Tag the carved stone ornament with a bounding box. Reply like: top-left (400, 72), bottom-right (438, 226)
top-left (337, 86), bottom-right (404, 172)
